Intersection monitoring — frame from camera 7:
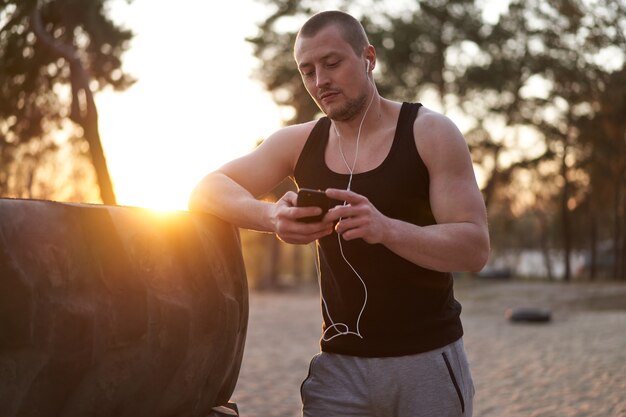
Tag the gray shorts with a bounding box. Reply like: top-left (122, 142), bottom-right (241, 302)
top-left (301, 338), bottom-right (474, 417)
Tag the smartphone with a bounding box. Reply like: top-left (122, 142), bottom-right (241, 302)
top-left (297, 188), bottom-right (331, 223)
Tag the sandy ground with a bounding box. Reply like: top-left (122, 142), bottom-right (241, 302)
top-left (230, 278), bottom-right (626, 417)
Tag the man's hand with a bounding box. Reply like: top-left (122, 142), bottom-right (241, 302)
top-left (325, 188), bottom-right (389, 244)
top-left (271, 191), bottom-right (334, 244)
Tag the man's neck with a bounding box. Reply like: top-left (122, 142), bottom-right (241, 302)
top-left (332, 96), bottom-right (393, 142)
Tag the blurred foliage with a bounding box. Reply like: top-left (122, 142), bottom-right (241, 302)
top-left (240, 229), bottom-right (318, 290)
top-left (248, 0), bottom-right (626, 281)
top-left (0, 0), bottom-right (134, 203)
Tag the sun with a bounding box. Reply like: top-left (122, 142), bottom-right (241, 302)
top-left (99, 100), bottom-right (272, 213)
top-left (96, 81), bottom-right (281, 212)
top-left (94, 0), bottom-right (284, 212)
top-left (111, 170), bottom-right (196, 212)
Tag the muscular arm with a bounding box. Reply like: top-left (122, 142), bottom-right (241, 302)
top-left (327, 111), bottom-right (490, 273)
top-left (189, 122), bottom-right (334, 243)
top-left (189, 171), bottom-right (277, 232)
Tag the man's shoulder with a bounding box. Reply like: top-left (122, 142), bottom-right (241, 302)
top-left (269, 119), bottom-right (320, 143)
top-left (258, 119), bottom-right (323, 171)
top-left (414, 106), bottom-right (455, 130)
top-left (413, 106), bottom-right (464, 144)
top-left (411, 106), bottom-right (469, 168)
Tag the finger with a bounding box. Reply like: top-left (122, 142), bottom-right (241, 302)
top-left (328, 202), bottom-right (369, 222)
top-left (325, 188), bottom-right (364, 204)
top-left (283, 225), bottom-right (333, 244)
top-left (326, 205), bottom-right (349, 221)
top-left (285, 216), bottom-right (333, 234)
top-left (314, 226), bottom-right (335, 239)
top-left (338, 223), bottom-right (368, 241)
top-left (335, 217), bottom-right (360, 234)
top-left (336, 226), bottom-right (358, 241)
top-left (337, 212), bottom-right (372, 232)
top-left (282, 191), bottom-right (298, 206)
top-left (292, 206), bottom-right (324, 221)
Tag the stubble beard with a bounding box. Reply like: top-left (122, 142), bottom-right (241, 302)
top-left (324, 93), bottom-right (368, 122)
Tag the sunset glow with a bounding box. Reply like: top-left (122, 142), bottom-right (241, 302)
top-left (97, 0), bottom-right (287, 211)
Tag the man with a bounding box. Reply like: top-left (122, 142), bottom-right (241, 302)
top-left (190, 10), bottom-right (489, 417)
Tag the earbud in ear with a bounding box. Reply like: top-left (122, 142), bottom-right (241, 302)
top-left (366, 61), bottom-right (370, 73)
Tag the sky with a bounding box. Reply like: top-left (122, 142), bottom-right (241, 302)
top-left (96, 0), bottom-right (286, 210)
top-left (95, 0), bottom-right (515, 211)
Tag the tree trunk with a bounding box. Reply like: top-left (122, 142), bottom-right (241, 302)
top-left (73, 66), bottom-right (117, 205)
top-left (538, 211), bottom-right (554, 281)
top-left (29, 2), bottom-right (117, 205)
top-left (292, 244), bottom-right (303, 285)
top-left (619, 171), bottom-right (626, 281)
top-left (263, 237), bottom-right (281, 290)
top-left (613, 181), bottom-right (622, 279)
top-left (587, 181), bottom-right (598, 281)
top-left (481, 145), bottom-right (502, 210)
top-left (560, 142), bottom-right (572, 281)
top-left (589, 208), bottom-right (598, 281)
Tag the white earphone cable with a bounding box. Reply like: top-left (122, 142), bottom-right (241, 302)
top-left (316, 81), bottom-right (375, 341)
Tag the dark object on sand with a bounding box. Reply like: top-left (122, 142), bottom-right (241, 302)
top-left (505, 307), bottom-right (552, 323)
top-left (0, 198), bottom-right (248, 417)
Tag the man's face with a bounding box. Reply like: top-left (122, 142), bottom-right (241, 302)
top-left (294, 25), bottom-right (369, 122)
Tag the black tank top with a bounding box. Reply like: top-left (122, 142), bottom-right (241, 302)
top-left (294, 102), bottom-right (463, 357)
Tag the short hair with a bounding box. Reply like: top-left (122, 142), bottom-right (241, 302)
top-left (297, 11), bottom-right (370, 56)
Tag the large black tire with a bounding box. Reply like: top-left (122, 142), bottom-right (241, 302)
top-left (0, 198), bottom-right (248, 417)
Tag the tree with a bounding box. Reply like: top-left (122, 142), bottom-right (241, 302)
top-left (0, 0), bottom-right (134, 204)
top-left (590, 67), bottom-right (626, 279)
top-left (443, 0), bottom-right (626, 279)
top-left (246, 0), bottom-right (316, 124)
top-left (247, 0), bottom-right (486, 121)
top-left (249, 0), bottom-right (626, 280)
top-left (522, 0), bottom-right (626, 280)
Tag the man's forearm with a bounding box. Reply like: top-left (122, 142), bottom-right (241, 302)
top-left (189, 172), bottom-right (276, 233)
top-left (381, 218), bottom-right (490, 273)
